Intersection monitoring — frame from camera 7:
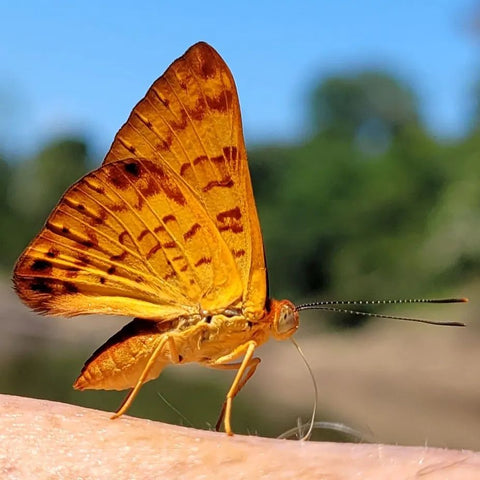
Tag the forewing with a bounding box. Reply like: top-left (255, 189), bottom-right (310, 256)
top-left (104, 42), bottom-right (267, 319)
top-left (14, 158), bottom-right (242, 319)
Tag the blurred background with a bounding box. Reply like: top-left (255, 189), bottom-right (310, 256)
top-left (1, 1), bottom-right (479, 449)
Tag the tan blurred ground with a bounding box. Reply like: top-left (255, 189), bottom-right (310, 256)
top-left (1, 279), bottom-right (478, 450)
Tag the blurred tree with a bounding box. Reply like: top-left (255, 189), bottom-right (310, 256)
top-left (1, 138), bottom-right (91, 270)
top-left (421, 132), bottom-right (480, 284)
top-left (250, 69), bottom-right (470, 318)
top-left (9, 138), bottom-right (90, 227)
top-left (0, 156), bottom-right (22, 270)
top-left (310, 72), bottom-right (419, 145)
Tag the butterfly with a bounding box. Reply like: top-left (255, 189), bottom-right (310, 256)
top-left (13, 42), bottom-right (299, 435)
top-left (12, 42), bottom-right (467, 436)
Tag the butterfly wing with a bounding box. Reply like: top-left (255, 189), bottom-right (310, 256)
top-left (103, 42), bottom-right (267, 319)
top-left (14, 42), bottom-right (266, 321)
top-left (14, 158), bottom-right (242, 319)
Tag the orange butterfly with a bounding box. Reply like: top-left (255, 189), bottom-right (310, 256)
top-left (13, 42), bottom-right (299, 435)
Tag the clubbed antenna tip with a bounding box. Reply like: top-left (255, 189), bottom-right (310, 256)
top-left (295, 296), bottom-right (468, 327)
top-left (432, 297), bottom-right (469, 303)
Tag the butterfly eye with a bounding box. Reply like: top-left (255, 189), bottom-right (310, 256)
top-left (272, 301), bottom-right (299, 339)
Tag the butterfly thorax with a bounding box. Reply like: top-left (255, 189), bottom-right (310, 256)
top-left (158, 298), bottom-right (299, 365)
top-left (199, 298), bottom-right (298, 352)
top-left (176, 314), bottom-right (268, 364)
top-left (205, 297), bottom-right (298, 349)
top-left (189, 298), bottom-right (296, 359)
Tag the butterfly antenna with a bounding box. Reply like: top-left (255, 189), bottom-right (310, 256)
top-left (295, 297), bottom-right (468, 327)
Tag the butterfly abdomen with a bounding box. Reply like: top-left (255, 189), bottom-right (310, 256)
top-left (74, 319), bottom-right (172, 391)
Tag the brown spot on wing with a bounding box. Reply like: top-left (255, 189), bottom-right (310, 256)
top-left (179, 162), bottom-right (191, 177)
top-left (191, 99), bottom-right (206, 121)
top-left (110, 251), bottom-right (127, 262)
top-left (169, 110), bottom-right (188, 131)
top-left (223, 146), bottom-right (238, 161)
top-left (147, 243), bottom-right (161, 260)
top-left (211, 155), bottom-right (226, 165)
top-left (46, 222), bottom-right (98, 249)
top-left (218, 224), bottom-right (243, 233)
top-left (217, 207), bottom-right (243, 233)
top-left (217, 207), bottom-right (242, 222)
top-left (109, 167), bottom-right (130, 190)
top-left (109, 202), bottom-right (128, 213)
top-left (138, 229), bottom-right (149, 241)
top-left (155, 135), bottom-right (173, 152)
top-left (183, 223), bottom-right (201, 241)
top-left (31, 259), bottom-right (53, 271)
top-left (84, 178), bottom-right (105, 195)
top-left (194, 155), bottom-right (208, 166)
top-left (30, 279), bottom-right (54, 294)
top-left (162, 215), bottom-right (176, 224)
top-left (198, 52), bottom-right (217, 78)
top-left (195, 257), bottom-right (212, 267)
top-left (76, 255), bottom-right (89, 266)
top-left (151, 86), bottom-right (170, 108)
top-left (147, 163), bottom-right (186, 206)
top-left (118, 137), bottom-right (137, 155)
top-left (118, 231), bottom-right (129, 245)
top-left (139, 176), bottom-right (161, 198)
top-left (164, 270), bottom-right (177, 280)
top-left (202, 176), bottom-right (234, 192)
top-left (64, 282), bottom-right (79, 294)
top-left (80, 240), bottom-right (95, 248)
top-left (46, 248), bottom-right (59, 258)
top-left (124, 161), bottom-right (141, 176)
top-left (206, 91), bottom-right (231, 113)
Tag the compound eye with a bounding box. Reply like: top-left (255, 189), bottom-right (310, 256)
top-left (274, 302), bottom-right (299, 339)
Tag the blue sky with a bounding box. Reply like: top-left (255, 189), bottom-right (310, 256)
top-left (0, 0), bottom-right (478, 158)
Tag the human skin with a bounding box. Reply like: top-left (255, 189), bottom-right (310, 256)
top-left (0, 394), bottom-right (478, 479)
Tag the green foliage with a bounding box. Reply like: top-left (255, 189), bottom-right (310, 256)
top-left (310, 72), bottom-right (419, 140)
top-left (10, 139), bottom-right (90, 224)
top-left (250, 69), bottom-right (478, 310)
top-left (0, 138), bottom-right (91, 269)
top-left (0, 157), bottom-right (20, 270)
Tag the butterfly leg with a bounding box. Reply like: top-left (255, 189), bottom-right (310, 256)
top-left (209, 357), bottom-right (261, 433)
top-left (111, 334), bottom-right (178, 419)
top-left (208, 340), bottom-right (259, 435)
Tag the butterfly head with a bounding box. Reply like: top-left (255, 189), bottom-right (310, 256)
top-left (270, 299), bottom-right (299, 340)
